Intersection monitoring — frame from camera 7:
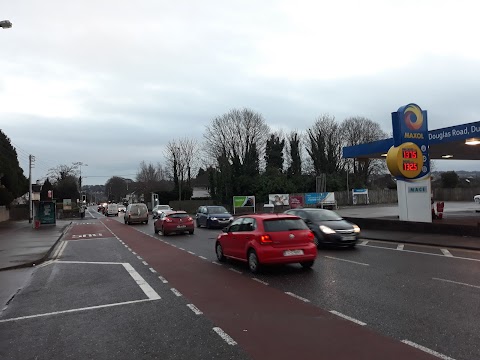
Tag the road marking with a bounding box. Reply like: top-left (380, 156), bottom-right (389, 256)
top-left (198, 256), bottom-right (207, 260)
top-left (170, 288), bottom-right (182, 297)
top-left (252, 278), bottom-right (269, 285)
top-left (122, 263), bottom-right (161, 300)
top-left (37, 260), bottom-right (54, 268)
top-left (361, 243), bottom-right (480, 262)
top-left (132, 251), bottom-right (136, 255)
top-left (158, 276), bottom-right (168, 283)
top-left (142, 261), bottom-right (149, 266)
top-left (432, 277), bottom-right (480, 289)
top-left (441, 249), bottom-right (453, 257)
top-left (179, 247), bottom-right (185, 251)
top-left (285, 292), bottom-right (310, 303)
top-left (212, 261), bottom-right (222, 265)
top-left (229, 268), bottom-right (242, 274)
top-left (171, 244), bottom-right (177, 248)
top-left (149, 267), bottom-right (157, 273)
top-left (137, 256), bottom-right (143, 260)
top-left (126, 247), bottom-right (131, 251)
top-left (402, 340), bottom-right (456, 360)
top-left (397, 244), bottom-right (404, 250)
top-left (324, 256), bottom-right (369, 266)
top-left (56, 260), bottom-right (123, 265)
top-left (330, 310), bottom-right (366, 326)
top-left (360, 240), bottom-right (369, 245)
top-left (53, 241), bottom-right (68, 259)
top-left (0, 299), bottom-right (156, 323)
top-left (187, 251), bottom-right (195, 255)
top-left (186, 304), bottom-right (203, 315)
top-left (213, 327), bottom-right (237, 346)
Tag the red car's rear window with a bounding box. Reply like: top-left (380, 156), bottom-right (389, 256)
top-left (169, 213), bottom-right (190, 218)
top-left (263, 218), bottom-right (308, 232)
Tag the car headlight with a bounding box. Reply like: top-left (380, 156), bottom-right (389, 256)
top-left (319, 225), bottom-right (336, 234)
top-left (210, 217), bottom-right (218, 221)
top-left (353, 225), bottom-right (361, 233)
top-left (229, 217), bottom-right (234, 221)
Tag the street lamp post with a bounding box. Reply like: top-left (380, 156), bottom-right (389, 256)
top-left (0, 20), bottom-right (12, 29)
top-left (74, 162), bottom-right (88, 202)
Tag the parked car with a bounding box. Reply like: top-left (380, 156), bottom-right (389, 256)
top-left (474, 195), bottom-right (480, 203)
top-left (124, 203), bottom-right (149, 225)
top-left (152, 204), bottom-right (173, 219)
top-left (215, 214), bottom-right (317, 273)
top-left (154, 210), bottom-right (194, 235)
top-left (196, 205), bottom-right (234, 228)
top-left (105, 203), bottom-right (118, 217)
top-left (284, 208), bottom-right (360, 248)
top-left (117, 204), bottom-right (126, 213)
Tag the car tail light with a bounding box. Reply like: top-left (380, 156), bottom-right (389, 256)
top-left (165, 218), bottom-right (173, 223)
top-left (187, 217), bottom-right (193, 221)
top-left (307, 231), bottom-right (315, 243)
top-left (259, 234), bottom-right (272, 244)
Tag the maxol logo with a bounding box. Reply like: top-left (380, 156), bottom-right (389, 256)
top-left (403, 104), bottom-right (424, 131)
top-left (404, 132), bottom-right (424, 139)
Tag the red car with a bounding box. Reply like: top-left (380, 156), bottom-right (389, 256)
top-left (215, 214), bottom-right (317, 273)
top-left (154, 210), bottom-right (194, 236)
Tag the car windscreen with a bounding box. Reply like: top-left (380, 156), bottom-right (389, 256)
top-left (158, 205), bottom-right (171, 210)
top-left (168, 213), bottom-right (189, 218)
top-left (208, 206), bottom-right (229, 214)
top-left (263, 218), bottom-right (309, 232)
top-left (306, 209), bottom-right (343, 221)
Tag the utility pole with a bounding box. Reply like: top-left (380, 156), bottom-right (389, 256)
top-left (29, 155), bottom-right (35, 224)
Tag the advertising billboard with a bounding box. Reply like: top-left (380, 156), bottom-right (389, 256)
top-left (268, 194), bottom-right (289, 206)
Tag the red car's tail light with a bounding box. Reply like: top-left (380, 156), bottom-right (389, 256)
top-left (165, 218), bottom-right (173, 222)
top-left (307, 231), bottom-right (315, 242)
top-left (259, 234), bottom-right (272, 244)
top-left (187, 217), bottom-right (193, 221)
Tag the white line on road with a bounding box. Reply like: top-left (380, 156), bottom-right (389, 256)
top-left (126, 247), bottom-right (131, 251)
top-left (285, 292), bottom-right (310, 303)
top-left (149, 267), bottom-right (157, 273)
top-left (158, 276), bottom-right (168, 283)
top-left (37, 260), bottom-right (54, 268)
top-left (360, 240), bottom-right (369, 245)
top-left (212, 261), bottom-right (222, 265)
top-left (330, 310), bottom-right (366, 326)
top-left (213, 327), bottom-right (237, 346)
top-left (186, 304), bottom-right (203, 315)
top-left (179, 247), bottom-right (185, 251)
top-left (171, 244), bottom-right (177, 248)
top-left (397, 244), bottom-right (404, 250)
top-left (229, 268), bottom-right (242, 274)
top-left (170, 288), bottom-right (182, 297)
top-left (137, 256), bottom-right (143, 260)
top-left (142, 261), bottom-right (148, 266)
top-left (324, 256), bottom-right (370, 266)
top-left (132, 251), bottom-right (136, 255)
top-left (441, 249), bottom-right (453, 257)
top-left (402, 340), bottom-right (456, 360)
top-left (0, 299), bottom-right (156, 323)
top-left (56, 260), bottom-right (124, 265)
top-left (432, 277), bottom-right (480, 290)
top-left (198, 256), bottom-right (207, 260)
top-left (122, 263), bottom-right (161, 300)
top-left (252, 278), bottom-right (269, 285)
top-left (187, 251), bottom-right (195, 255)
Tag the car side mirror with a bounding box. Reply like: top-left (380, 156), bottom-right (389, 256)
top-left (222, 227), bottom-right (228, 233)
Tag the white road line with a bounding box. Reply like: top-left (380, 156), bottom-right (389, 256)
top-left (198, 256), bottom-right (207, 260)
top-left (0, 299), bottom-right (155, 323)
top-left (441, 249), bottom-right (453, 257)
top-left (213, 327), bottom-right (237, 346)
top-left (252, 278), bottom-right (269, 285)
top-left (142, 261), bottom-right (148, 266)
top-left (187, 251), bottom-right (195, 255)
top-left (170, 288), bottom-right (182, 297)
top-left (132, 251), bottom-right (137, 255)
top-left (122, 263), bottom-right (161, 300)
top-left (186, 304), bottom-right (203, 315)
top-left (360, 240), bottom-right (369, 245)
top-left (401, 340), bottom-right (456, 360)
top-left (285, 292), bottom-right (310, 303)
top-left (126, 247), bottom-right (131, 251)
top-left (432, 277), bottom-right (480, 290)
top-left (324, 256), bottom-right (370, 266)
top-left (56, 260), bottom-right (123, 265)
top-left (229, 268), bottom-right (242, 274)
top-left (179, 247), bottom-right (185, 251)
top-left (149, 267), bottom-right (157, 273)
top-left (137, 256), bottom-right (143, 260)
top-left (171, 244), bottom-right (177, 248)
top-left (212, 261), bottom-right (222, 265)
top-left (330, 310), bottom-right (366, 326)
top-left (37, 260), bottom-right (54, 268)
top-left (397, 244), bottom-right (404, 250)
top-left (158, 276), bottom-right (168, 283)
top-left (361, 243), bottom-right (480, 262)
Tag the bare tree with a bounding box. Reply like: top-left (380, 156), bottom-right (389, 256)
top-left (47, 163), bottom-right (80, 184)
top-left (341, 116), bottom-right (388, 185)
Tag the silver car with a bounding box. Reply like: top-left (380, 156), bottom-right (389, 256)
top-left (152, 204), bottom-right (173, 219)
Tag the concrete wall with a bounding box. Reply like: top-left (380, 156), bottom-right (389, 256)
top-left (0, 206), bottom-right (9, 222)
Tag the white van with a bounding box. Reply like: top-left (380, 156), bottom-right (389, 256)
top-left (106, 203), bottom-right (118, 217)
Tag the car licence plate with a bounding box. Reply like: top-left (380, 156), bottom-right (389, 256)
top-left (342, 235), bottom-right (355, 240)
top-left (283, 250), bottom-right (304, 256)
top-left (177, 225), bottom-right (186, 228)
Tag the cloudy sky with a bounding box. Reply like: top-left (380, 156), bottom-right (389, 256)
top-left (1, 0), bottom-right (479, 185)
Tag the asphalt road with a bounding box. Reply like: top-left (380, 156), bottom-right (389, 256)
top-left (1, 207), bottom-right (479, 359)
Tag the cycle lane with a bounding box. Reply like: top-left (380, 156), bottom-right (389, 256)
top-left (103, 219), bottom-right (439, 360)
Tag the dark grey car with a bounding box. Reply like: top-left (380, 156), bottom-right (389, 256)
top-left (284, 208), bottom-right (360, 248)
top-left (196, 205), bottom-right (233, 229)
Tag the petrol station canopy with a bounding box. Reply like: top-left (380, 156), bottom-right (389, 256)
top-left (343, 121), bottom-right (480, 160)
